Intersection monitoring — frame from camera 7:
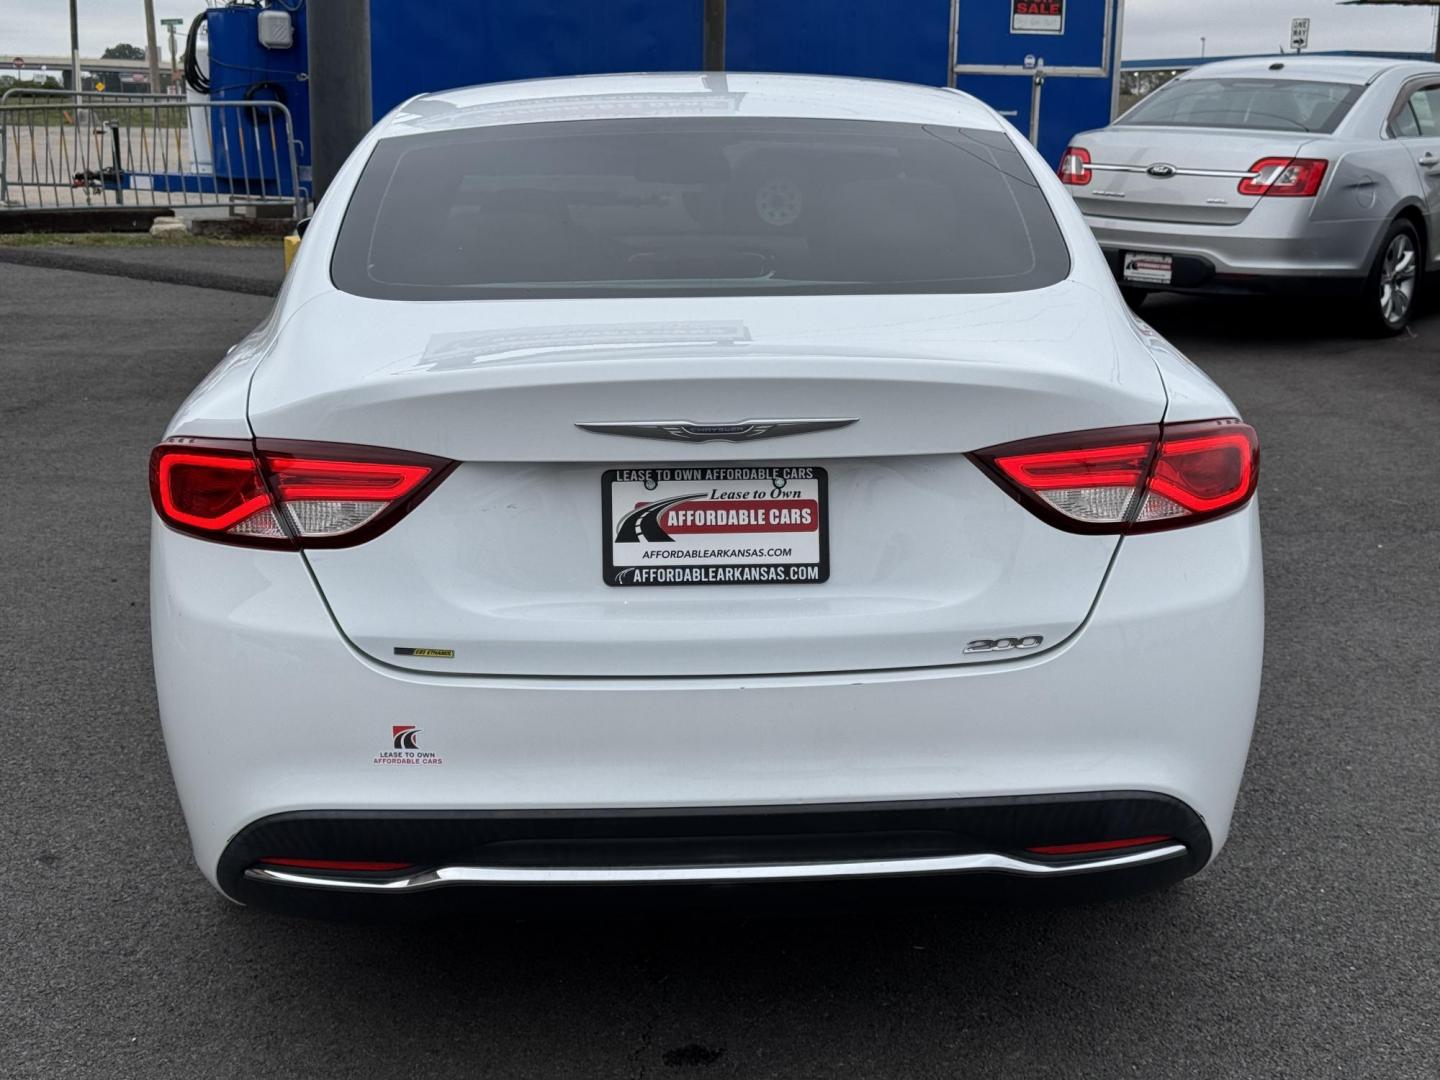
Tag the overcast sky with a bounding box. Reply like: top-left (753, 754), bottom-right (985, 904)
top-left (1, 0), bottom-right (1436, 65)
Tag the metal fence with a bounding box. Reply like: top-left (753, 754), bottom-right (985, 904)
top-left (0, 89), bottom-right (308, 217)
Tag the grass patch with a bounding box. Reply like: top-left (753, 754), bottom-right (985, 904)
top-left (0, 231), bottom-right (281, 248)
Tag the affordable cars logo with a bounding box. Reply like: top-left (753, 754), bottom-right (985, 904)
top-left (615, 492), bottom-right (819, 543)
top-left (373, 725), bottom-right (444, 766)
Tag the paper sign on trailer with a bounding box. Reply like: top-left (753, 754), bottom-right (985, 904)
top-left (1012, 0), bottom-right (1065, 35)
top-left (603, 466), bottom-right (829, 587)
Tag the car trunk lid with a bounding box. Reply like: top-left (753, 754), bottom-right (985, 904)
top-left (1070, 127), bottom-right (1312, 225)
top-left (246, 285), bottom-right (1167, 677)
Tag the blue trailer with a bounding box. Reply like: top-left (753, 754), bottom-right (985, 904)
top-left (179, 0), bottom-right (1123, 204)
top-left (367, 0), bottom-right (1123, 167)
top-left (954, 0), bottom-right (1124, 167)
top-left (203, 1), bottom-right (311, 192)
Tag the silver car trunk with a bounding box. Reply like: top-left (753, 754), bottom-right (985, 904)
top-left (1071, 128), bottom-right (1312, 225)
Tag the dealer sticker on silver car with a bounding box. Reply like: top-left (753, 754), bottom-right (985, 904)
top-left (602, 466), bottom-right (829, 587)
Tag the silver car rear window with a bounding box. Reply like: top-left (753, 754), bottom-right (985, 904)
top-left (330, 118), bottom-right (1070, 300)
top-left (1118, 78), bottom-right (1363, 134)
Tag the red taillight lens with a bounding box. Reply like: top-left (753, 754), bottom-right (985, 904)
top-left (149, 438), bottom-right (455, 548)
top-left (153, 444), bottom-right (273, 532)
top-left (1142, 428), bottom-right (1256, 519)
top-left (258, 449), bottom-right (440, 543)
top-left (1058, 145), bottom-right (1092, 186)
top-left (971, 418), bottom-right (1259, 534)
top-left (1027, 835), bottom-right (1173, 856)
top-left (1238, 156), bottom-right (1328, 197)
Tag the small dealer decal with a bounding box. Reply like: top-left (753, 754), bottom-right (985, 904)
top-left (394, 646), bottom-right (455, 659)
top-left (1012, 0), bottom-right (1064, 35)
top-left (373, 725), bottom-right (444, 766)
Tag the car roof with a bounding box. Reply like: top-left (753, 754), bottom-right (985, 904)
top-left (379, 72), bottom-right (1004, 137)
top-left (1177, 55), bottom-right (1440, 85)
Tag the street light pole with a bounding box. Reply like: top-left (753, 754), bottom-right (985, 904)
top-left (143, 0), bottom-right (162, 94)
top-left (1200, 36), bottom-right (1206, 59)
top-left (703, 0), bottom-right (726, 71)
top-left (307, 0), bottom-right (372, 204)
top-left (69, 0), bottom-right (81, 103)
top-left (167, 24), bottom-right (179, 89)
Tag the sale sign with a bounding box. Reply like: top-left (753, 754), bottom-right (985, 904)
top-left (1012, 0), bottom-right (1065, 35)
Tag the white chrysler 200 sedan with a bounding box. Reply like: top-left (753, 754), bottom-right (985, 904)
top-left (149, 74), bottom-right (1262, 915)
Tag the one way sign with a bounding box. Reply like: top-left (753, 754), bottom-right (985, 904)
top-left (1291, 17), bottom-right (1310, 52)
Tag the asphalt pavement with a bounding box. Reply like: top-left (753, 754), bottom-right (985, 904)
top-left (0, 241), bottom-right (285, 296)
top-left (2, 254), bottom-right (1437, 1079)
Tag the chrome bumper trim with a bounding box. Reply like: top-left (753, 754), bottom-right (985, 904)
top-left (244, 844), bottom-right (1187, 892)
top-left (1089, 162), bottom-right (1255, 179)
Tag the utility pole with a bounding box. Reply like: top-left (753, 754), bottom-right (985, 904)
top-left (307, 0), bottom-right (372, 204)
top-left (163, 18), bottom-right (183, 91)
top-left (69, 0), bottom-right (81, 103)
top-left (143, 0), bottom-right (161, 95)
top-left (703, 0), bottom-right (726, 71)
top-left (1200, 36), bottom-right (1206, 59)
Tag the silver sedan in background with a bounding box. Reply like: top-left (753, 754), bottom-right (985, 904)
top-left (1062, 56), bottom-right (1440, 334)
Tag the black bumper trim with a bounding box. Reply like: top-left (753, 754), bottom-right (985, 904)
top-left (1102, 247), bottom-right (1366, 298)
top-left (217, 792), bottom-right (1213, 915)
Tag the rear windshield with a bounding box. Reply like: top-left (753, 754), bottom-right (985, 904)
top-left (1118, 78), bottom-right (1362, 134)
top-left (331, 118), bottom-right (1070, 300)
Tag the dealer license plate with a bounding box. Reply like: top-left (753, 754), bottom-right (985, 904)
top-left (602, 466), bottom-right (829, 587)
top-left (1123, 251), bottom-right (1173, 285)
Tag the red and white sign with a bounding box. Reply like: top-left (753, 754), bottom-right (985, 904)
top-left (603, 465), bottom-right (828, 587)
top-left (1012, 0), bottom-right (1065, 35)
top-left (1123, 251), bottom-right (1174, 285)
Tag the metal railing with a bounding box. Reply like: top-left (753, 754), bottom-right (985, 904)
top-left (0, 89), bottom-right (308, 216)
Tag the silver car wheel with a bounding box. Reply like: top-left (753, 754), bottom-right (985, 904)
top-left (1379, 232), bottom-right (1418, 327)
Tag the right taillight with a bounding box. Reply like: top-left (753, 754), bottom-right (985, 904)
top-left (971, 418), bottom-right (1259, 534)
top-left (149, 437), bottom-right (455, 548)
top-left (1058, 145), bottom-right (1092, 186)
top-left (1238, 156), bottom-right (1328, 197)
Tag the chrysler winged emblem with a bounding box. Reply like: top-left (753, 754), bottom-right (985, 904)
top-left (575, 418), bottom-right (858, 442)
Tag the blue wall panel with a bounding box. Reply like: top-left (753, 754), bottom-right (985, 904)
top-left (365, 0), bottom-right (1119, 166)
top-left (725, 0), bottom-right (953, 86)
top-left (955, 0), bottom-right (1120, 166)
top-left (369, 0), bottom-right (704, 119)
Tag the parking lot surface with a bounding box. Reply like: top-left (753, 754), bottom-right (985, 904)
top-left (3, 256), bottom-right (1438, 1078)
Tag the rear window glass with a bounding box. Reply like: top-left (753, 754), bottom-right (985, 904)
top-left (1118, 78), bottom-right (1362, 134)
top-left (331, 118), bottom-right (1070, 300)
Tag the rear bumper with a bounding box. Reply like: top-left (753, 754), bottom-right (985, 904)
top-left (226, 795), bottom-right (1206, 915)
top-left (1084, 205), bottom-right (1382, 295)
top-left (151, 502), bottom-right (1263, 907)
top-left (1100, 248), bottom-right (1366, 298)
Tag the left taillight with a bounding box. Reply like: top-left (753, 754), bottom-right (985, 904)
top-left (971, 418), bottom-right (1259, 534)
top-left (149, 437), bottom-right (455, 548)
top-left (1058, 145), bottom-right (1092, 186)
